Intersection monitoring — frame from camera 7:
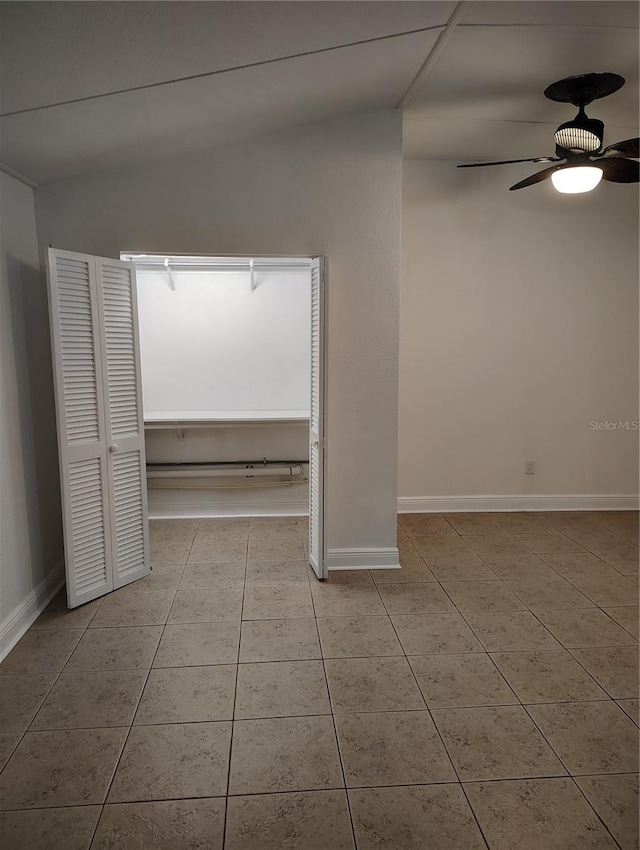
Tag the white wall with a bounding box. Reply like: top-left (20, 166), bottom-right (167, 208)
top-left (35, 110), bottom-right (402, 560)
top-left (399, 159), bottom-right (639, 508)
top-left (0, 172), bottom-right (63, 658)
top-left (137, 266), bottom-right (311, 416)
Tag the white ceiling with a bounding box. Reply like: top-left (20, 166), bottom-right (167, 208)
top-left (0, 1), bottom-right (637, 184)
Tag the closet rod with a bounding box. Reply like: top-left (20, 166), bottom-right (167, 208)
top-left (122, 255), bottom-right (312, 271)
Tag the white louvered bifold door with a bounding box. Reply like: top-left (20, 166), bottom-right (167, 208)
top-left (95, 258), bottom-right (150, 589)
top-left (48, 249), bottom-right (150, 608)
top-left (47, 249), bottom-right (113, 606)
top-left (308, 257), bottom-right (327, 579)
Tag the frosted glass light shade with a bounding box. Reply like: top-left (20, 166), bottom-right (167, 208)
top-left (551, 166), bottom-right (603, 194)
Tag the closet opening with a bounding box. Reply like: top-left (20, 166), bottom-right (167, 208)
top-left (122, 253), bottom-right (327, 580)
top-left (47, 247), bottom-right (327, 607)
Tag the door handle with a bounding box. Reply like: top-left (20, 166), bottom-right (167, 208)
top-left (109, 443), bottom-right (118, 453)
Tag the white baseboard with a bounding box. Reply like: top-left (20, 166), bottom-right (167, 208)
top-left (0, 564), bottom-right (65, 663)
top-left (149, 500), bottom-right (309, 519)
top-left (326, 547), bottom-right (400, 571)
top-left (398, 494), bottom-right (640, 513)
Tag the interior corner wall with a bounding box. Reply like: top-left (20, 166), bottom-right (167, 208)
top-left (399, 159), bottom-right (639, 508)
top-left (35, 109), bottom-right (403, 558)
top-left (0, 171), bottom-right (63, 658)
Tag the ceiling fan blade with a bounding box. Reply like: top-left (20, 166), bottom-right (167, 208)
top-left (601, 137), bottom-right (639, 159)
top-left (458, 157), bottom-right (559, 168)
top-left (595, 157), bottom-right (640, 183)
top-left (509, 165), bottom-right (559, 191)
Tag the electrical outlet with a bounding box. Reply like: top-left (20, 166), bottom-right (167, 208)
top-left (525, 460), bottom-right (536, 475)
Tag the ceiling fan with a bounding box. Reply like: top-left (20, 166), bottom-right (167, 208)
top-left (458, 73), bottom-right (639, 193)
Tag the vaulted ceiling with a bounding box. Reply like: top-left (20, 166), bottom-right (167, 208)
top-left (0, 1), bottom-right (637, 184)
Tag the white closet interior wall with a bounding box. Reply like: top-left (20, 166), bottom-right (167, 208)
top-left (135, 262), bottom-right (313, 517)
top-left (137, 265), bottom-right (312, 420)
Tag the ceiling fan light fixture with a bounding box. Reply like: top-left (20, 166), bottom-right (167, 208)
top-left (551, 165), bottom-right (603, 194)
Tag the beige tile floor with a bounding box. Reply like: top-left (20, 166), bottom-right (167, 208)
top-left (0, 511), bottom-right (638, 849)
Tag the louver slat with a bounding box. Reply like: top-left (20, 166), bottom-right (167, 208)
top-left (102, 266), bottom-right (139, 438)
top-left (309, 440), bottom-right (320, 562)
top-left (68, 458), bottom-right (108, 592)
top-left (308, 259), bottom-right (325, 578)
top-left (56, 257), bottom-right (100, 445)
top-left (97, 258), bottom-right (149, 589)
top-left (111, 451), bottom-right (145, 580)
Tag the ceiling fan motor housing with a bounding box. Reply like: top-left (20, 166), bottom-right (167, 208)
top-left (554, 110), bottom-right (604, 153)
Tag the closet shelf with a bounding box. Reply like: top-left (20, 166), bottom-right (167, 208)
top-left (144, 410), bottom-right (310, 430)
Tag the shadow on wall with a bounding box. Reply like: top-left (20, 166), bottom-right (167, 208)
top-left (6, 254), bottom-right (63, 586)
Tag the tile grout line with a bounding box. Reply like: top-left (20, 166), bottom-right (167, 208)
top-left (455, 600), bottom-right (638, 720)
top-left (382, 578), bottom-right (492, 850)
top-left (88, 527), bottom-right (194, 845)
top-left (499, 585), bottom-right (638, 705)
top-left (225, 517), bottom-right (309, 842)
top-left (4, 695), bottom-right (631, 739)
top-left (560, 776), bottom-right (628, 850)
top-left (411, 514), bottom-right (637, 634)
top-left (596, 609), bottom-right (640, 642)
top-left (0, 678), bottom-right (69, 785)
top-left (1, 768), bottom-right (638, 811)
top-left (0, 545), bottom-right (186, 830)
top-left (308, 568), bottom-right (360, 850)
top-left (222, 526), bottom-right (249, 848)
top-left (518, 700), bottom-right (628, 850)
top-left (433, 530), bottom-right (637, 713)
top-left (498, 522), bottom-right (637, 845)
top-left (0, 591), bottom-right (104, 781)
top-left (552, 642), bottom-right (636, 704)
